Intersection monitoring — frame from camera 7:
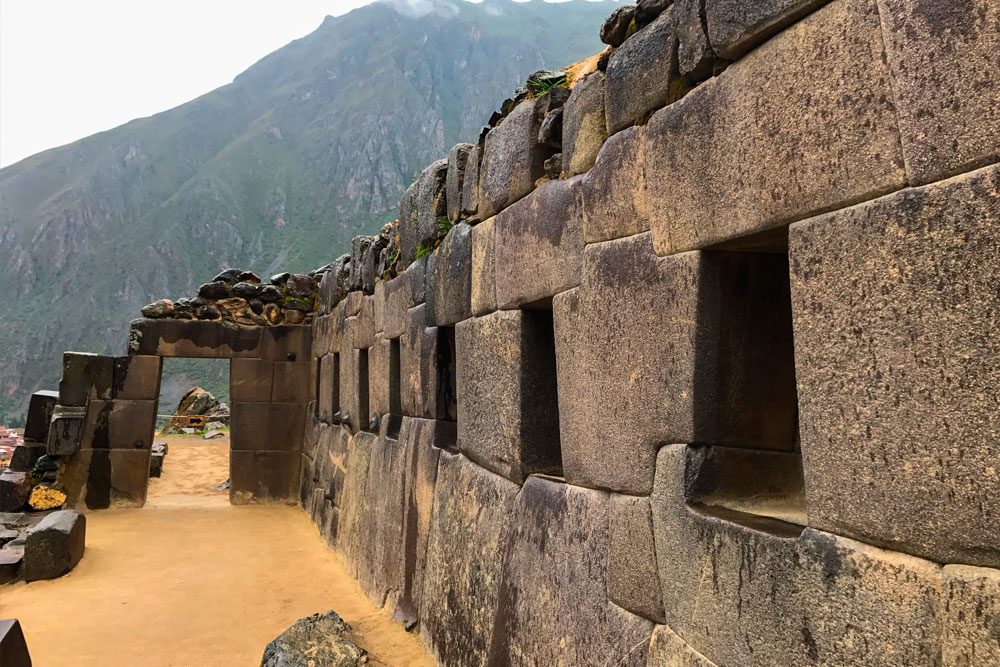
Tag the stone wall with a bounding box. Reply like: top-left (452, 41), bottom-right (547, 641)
top-left (303, 1), bottom-right (1000, 665)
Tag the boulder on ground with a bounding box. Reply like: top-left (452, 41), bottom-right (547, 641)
top-left (0, 619), bottom-right (32, 666)
top-left (261, 610), bottom-right (367, 667)
top-left (0, 472), bottom-right (31, 512)
top-left (23, 509), bottom-right (85, 582)
top-left (161, 387), bottom-right (227, 434)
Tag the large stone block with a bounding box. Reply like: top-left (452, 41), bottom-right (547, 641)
top-left (488, 477), bottom-right (653, 665)
top-left (61, 448), bottom-right (152, 508)
top-left (111, 354), bottom-right (162, 400)
top-left (647, 0), bottom-right (906, 255)
top-left (318, 254), bottom-right (350, 314)
top-left (80, 399), bottom-right (157, 450)
top-left (561, 71), bottom-right (607, 177)
top-left (59, 352), bottom-right (113, 406)
top-left (609, 494), bottom-right (665, 622)
top-left (427, 222), bottom-right (472, 326)
top-left (335, 430), bottom-right (375, 561)
top-left (317, 354), bottom-right (340, 424)
top-left (260, 325), bottom-right (311, 362)
top-left (46, 405), bottom-right (86, 456)
top-left (579, 125), bottom-right (648, 243)
top-left (400, 305), bottom-right (455, 421)
top-left (383, 257), bottom-right (427, 339)
top-left (455, 310), bottom-right (561, 483)
top-left (479, 99), bottom-right (554, 219)
top-left (460, 143), bottom-right (482, 221)
top-left (650, 444), bottom-right (944, 667)
top-left (446, 143), bottom-right (474, 223)
top-left (230, 358), bottom-right (274, 402)
top-left (789, 164), bottom-right (1000, 567)
top-left (23, 510), bottom-right (85, 581)
top-left (230, 450), bottom-right (301, 504)
top-left (24, 390), bottom-right (59, 443)
top-left (338, 348), bottom-right (369, 433)
top-left (348, 296), bottom-right (375, 350)
top-left (605, 8), bottom-right (680, 135)
top-left (646, 625), bottom-right (717, 667)
top-left (470, 216), bottom-right (497, 317)
top-left (556, 233), bottom-right (798, 494)
top-left (373, 279), bottom-right (385, 334)
top-left (399, 159), bottom-right (448, 270)
top-left (367, 335), bottom-right (398, 420)
top-left (348, 234), bottom-right (377, 293)
top-left (494, 176), bottom-right (583, 309)
top-left (419, 451), bottom-right (520, 666)
top-left (941, 565), bottom-right (1000, 667)
top-left (271, 361), bottom-right (315, 403)
top-left (706, 0), bottom-right (829, 60)
top-left (877, 0), bottom-right (1000, 184)
top-left (231, 402), bottom-right (307, 451)
top-left (129, 319), bottom-right (263, 358)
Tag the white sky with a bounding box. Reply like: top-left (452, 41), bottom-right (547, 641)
top-left (0, 1), bottom-right (381, 167)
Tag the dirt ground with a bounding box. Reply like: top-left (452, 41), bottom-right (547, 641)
top-left (2, 435), bottom-right (434, 667)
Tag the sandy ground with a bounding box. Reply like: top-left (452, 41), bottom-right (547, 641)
top-left (2, 435), bottom-right (434, 667)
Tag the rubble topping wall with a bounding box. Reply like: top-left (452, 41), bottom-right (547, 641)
top-left (304, 1), bottom-right (1000, 664)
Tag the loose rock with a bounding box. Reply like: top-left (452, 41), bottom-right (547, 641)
top-left (261, 610), bottom-right (367, 667)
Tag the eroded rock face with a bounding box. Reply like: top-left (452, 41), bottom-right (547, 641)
top-left (261, 610), bottom-right (367, 667)
top-left (601, 5), bottom-right (637, 47)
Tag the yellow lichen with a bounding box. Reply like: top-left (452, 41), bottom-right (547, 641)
top-left (29, 485), bottom-right (67, 511)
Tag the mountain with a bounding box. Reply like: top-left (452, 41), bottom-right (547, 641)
top-left (0, 0), bottom-right (611, 422)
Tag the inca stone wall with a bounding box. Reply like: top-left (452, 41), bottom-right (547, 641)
top-left (302, 1), bottom-right (1000, 665)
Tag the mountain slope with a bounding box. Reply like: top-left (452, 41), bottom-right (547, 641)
top-left (0, 0), bottom-right (611, 421)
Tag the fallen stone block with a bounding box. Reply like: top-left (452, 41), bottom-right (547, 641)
top-left (420, 451), bottom-right (520, 666)
top-left (8, 444), bottom-right (45, 473)
top-left (0, 619), bottom-right (32, 666)
top-left (59, 352), bottom-right (113, 406)
top-left (488, 477), bottom-right (653, 666)
top-left (870, 0), bottom-right (999, 184)
top-left (561, 71), bottom-right (607, 177)
top-left (789, 164), bottom-right (1000, 567)
top-left (0, 547), bottom-right (23, 584)
top-left (579, 125), bottom-right (648, 243)
top-left (494, 176), bottom-right (583, 309)
top-left (24, 509), bottom-right (85, 581)
top-left (230, 450), bottom-right (301, 504)
top-left (455, 310), bottom-right (561, 483)
top-left (23, 390), bottom-right (58, 444)
top-left (0, 473), bottom-right (31, 512)
top-left (111, 355), bottom-right (162, 400)
top-left (479, 99), bottom-right (554, 219)
top-left (427, 222), bottom-right (473, 326)
top-left (605, 8), bottom-right (680, 135)
top-left (261, 610), bottom-right (367, 667)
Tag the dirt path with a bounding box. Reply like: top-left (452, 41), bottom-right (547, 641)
top-left (1, 436), bottom-right (435, 667)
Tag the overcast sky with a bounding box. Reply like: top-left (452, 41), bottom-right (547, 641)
top-left (0, 1), bottom-right (382, 168)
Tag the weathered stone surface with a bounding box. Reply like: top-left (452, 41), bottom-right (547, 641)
top-left (383, 258), bottom-right (426, 339)
top-left (260, 325), bottom-right (311, 362)
top-left (129, 319), bottom-right (263, 358)
top-left (400, 305), bottom-right (455, 421)
top-left (373, 279), bottom-right (385, 334)
top-left (646, 626), bottom-right (717, 666)
top-left (24, 509), bottom-right (86, 581)
top-left (460, 143), bottom-right (482, 221)
top-left (271, 361), bottom-right (315, 403)
top-left (488, 477), bottom-right (653, 665)
top-left (651, 444), bottom-right (944, 667)
top-left (261, 610), bottom-right (367, 667)
top-left (674, 0), bottom-right (716, 79)
top-left (647, 0), bottom-right (906, 255)
top-left (609, 494), bottom-right (664, 622)
top-left (348, 235), bottom-right (377, 293)
top-left (334, 430), bottom-right (375, 559)
top-left (494, 177), bottom-right (583, 309)
top-left (0, 619), bottom-right (32, 667)
top-left (941, 565), bottom-right (1000, 667)
top-left (367, 335), bottom-right (396, 420)
top-left (635, 0), bottom-right (672, 27)
top-left (24, 390), bottom-right (58, 443)
top-left (230, 450), bottom-right (301, 504)
top-left (561, 71), bottom-right (607, 177)
top-left (317, 354), bottom-right (340, 424)
top-left (428, 222), bottom-right (473, 326)
top-left (706, 0), bottom-right (828, 59)
top-left (446, 143), bottom-right (474, 223)
top-left (8, 443), bottom-right (45, 473)
top-left (230, 359), bottom-right (274, 402)
top-left (556, 233), bottom-right (797, 494)
top-left (789, 164), bottom-right (1000, 567)
top-left (338, 348), bottom-right (369, 432)
top-left (46, 405), bottom-right (85, 456)
top-left (470, 217), bottom-right (497, 317)
top-left (59, 352), bottom-right (114, 406)
top-left (580, 125), bottom-right (648, 243)
top-left (602, 5), bottom-right (637, 47)
top-left (399, 159), bottom-right (448, 270)
top-left (313, 314), bottom-right (332, 359)
top-left (605, 8), bottom-right (680, 135)
top-left (80, 399), bottom-right (157, 450)
top-left (231, 402), bottom-right (307, 451)
top-left (420, 451), bottom-right (520, 666)
top-left (319, 255), bottom-right (351, 315)
top-left (60, 448), bottom-right (152, 508)
top-left (479, 99), bottom-right (554, 219)
top-left (455, 310), bottom-right (561, 483)
top-left (877, 0), bottom-right (1000, 184)
top-left (0, 472), bottom-right (31, 512)
top-left (111, 355), bottom-right (162, 400)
